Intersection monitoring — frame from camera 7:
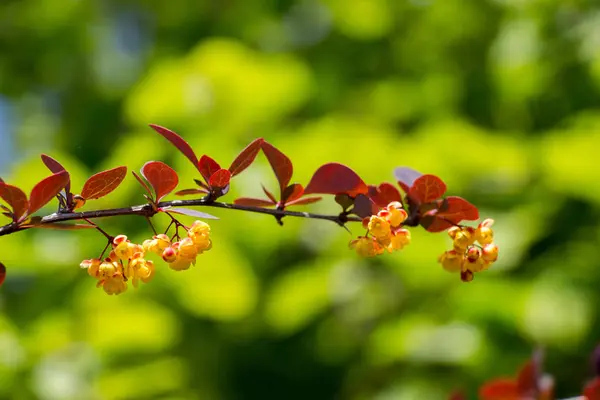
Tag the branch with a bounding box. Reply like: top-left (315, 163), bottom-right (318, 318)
top-left (0, 198), bottom-right (363, 237)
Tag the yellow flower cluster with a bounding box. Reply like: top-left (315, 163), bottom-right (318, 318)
top-left (350, 201), bottom-right (411, 257)
top-left (149, 220), bottom-right (212, 271)
top-left (80, 220), bottom-right (212, 295)
top-left (438, 218), bottom-right (499, 282)
top-left (81, 235), bottom-right (155, 295)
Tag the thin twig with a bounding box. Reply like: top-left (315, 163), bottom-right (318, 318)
top-left (0, 198), bottom-right (362, 237)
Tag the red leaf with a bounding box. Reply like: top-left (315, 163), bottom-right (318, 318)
top-left (478, 379), bottom-right (520, 400)
top-left (175, 188), bottom-right (209, 196)
top-left (149, 124), bottom-right (199, 170)
top-left (198, 155), bottom-right (221, 183)
top-left (437, 196), bottom-right (479, 221)
top-left (368, 183), bottom-right (402, 208)
top-left (162, 207), bottom-right (219, 220)
top-left (141, 161), bottom-right (179, 202)
top-left (0, 262), bottom-right (5, 287)
top-left (286, 197), bottom-right (322, 206)
top-left (585, 377), bottom-right (600, 400)
top-left (229, 137), bottom-right (264, 177)
top-left (517, 360), bottom-right (538, 396)
top-left (304, 163), bottom-right (368, 198)
top-left (420, 214), bottom-right (455, 233)
top-left (352, 194), bottom-right (378, 218)
top-left (208, 169), bottom-right (231, 189)
top-left (132, 171), bottom-right (153, 197)
top-left (282, 183), bottom-right (304, 204)
top-left (81, 166), bottom-right (127, 200)
top-left (234, 197), bottom-right (276, 207)
top-left (261, 141), bottom-right (293, 194)
top-left (41, 154), bottom-right (70, 195)
top-left (408, 174), bottom-right (447, 204)
top-left (0, 183), bottom-right (29, 221)
top-left (394, 167), bottom-right (423, 193)
top-left (28, 171), bottom-right (70, 217)
top-left (262, 185), bottom-right (277, 203)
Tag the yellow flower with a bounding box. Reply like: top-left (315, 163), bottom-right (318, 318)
top-left (98, 259), bottom-right (121, 279)
top-left (385, 202), bottom-right (408, 228)
top-left (113, 237), bottom-right (137, 261)
top-left (178, 237), bottom-right (198, 260)
top-left (453, 228), bottom-right (474, 251)
top-left (143, 234), bottom-right (171, 255)
top-left (80, 258), bottom-right (101, 279)
top-left (481, 243), bottom-right (499, 262)
top-left (101, 274), bottom-right (128, 295)
top-left (438, 250), bottom-right (463, 273)
top-left (388, 229), bottom-right (411, 252)
top-left (189, 220), bottom-right (210, 236)
top-left (350, 236), bottom-right (384, 257)
top-left (168, 256), bottom-right (193, 271)
top-left (367, 215), bottom-right (391, 241)
top-left (126, 255), bottom-right (155, 288)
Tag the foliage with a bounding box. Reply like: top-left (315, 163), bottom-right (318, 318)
top-left (2, 0), bottom-right (600, 399)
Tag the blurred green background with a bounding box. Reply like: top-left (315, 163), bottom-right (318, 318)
top-left (1, 0), bottom-right (600, 399)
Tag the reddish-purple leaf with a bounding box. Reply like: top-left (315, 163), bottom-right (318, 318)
top-left (81, 166), bottom-right (127, 200)
top-left (149, 124), bottom-right (199, 170)
top-left (419, 213), bottom-right (455, 233)
top-left (438, 196), bottom-right (479, 221)
top-left (208, 169), bottom-right (231, 189)
top-left (41, 154), bottom-right (70, 195)
top-left (262, 185), bottom-right (278, 203)
top-left (0, 183), bottom-right (29, 221)
top-left (141, 161), bottom-right (179, 202)
top-left (132, 171), bottom-right (153, 197)
top-left (408, 174), bottom-right (447, 204)
top-left (517, 357), bottom-right (540, 397)
top-left (585, 377), bottom-right (600, 400)
top-left (352, 194), bottom-right (378, 218)
top-left (304, 163), bottom-right (368, 198)
top-left (162, 207), bottom-right (219, 220)
top-left (198, 155), bottom-right (221, 183)
top-left (28, 171), bottom-right (70, 217)
top-left (261, 141), bottom-right (293, 194)
top-left (368, 183), bottom-right (402, 208)
top-left (394, 167), bottom-right (423, 193)
top-left (478, 379), bottom-right (520, 400)
top-left (282, 183), bottom-right (304, 204)
top-left (286, 197), bottom-right (322, 206)
top-left (0, 262), bottom-right (5, 287)
top-left (229, 138), bottom-right (264, 177)
top-left (175, 188), bottom-right (209, 196)
top-left (234, 197), bottom-right (276, 207)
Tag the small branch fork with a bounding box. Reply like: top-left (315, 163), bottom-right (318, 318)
top-left (0, 198), bottom-right (363, 237)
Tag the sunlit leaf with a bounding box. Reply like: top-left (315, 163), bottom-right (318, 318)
top-left (394, 166), bottom-right (422, 193)
top-left (0, 183), bottom-right (29, 221)
top-left (437, 196), bottom-right (479, 221)
top-left (208, 169), bottom-right (231, 189)
top-left (41, 154), bottom-right (70, 195)
top-left (229, 137), bottom-right (264, 177)
top-left (261, 141), bottom-right (293, 194)
top-left (304, 163), bottom-right (368, 197)
top-left (478, 379), bottom-right (520, 400)
top-left (132, 171), bottom-right (153, 197)
top-left (80, 166), bottom-right (127, 200)
top-left (149, 124), bottom-right (199, 170)
top-left (408, 174), bottom-right (447, 204)
top-left (234, 197), bottom-right (276, 207)
top-left (162, 207), bottom-right (219, 219)
top-left (141, 161), bottom-right (179, 202)
top-left (282, 183), bottom-right (304, 204)
top-left (262, 185), bottom-right (277, 203)
top-left (368, 182), bottom-right (402, 208)
top-left (198, 155), bottom-right (221, 183)
top-left (28, 170), bottom-right (70, 217)
top-left (584, 377), bottom-right (600, 400)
